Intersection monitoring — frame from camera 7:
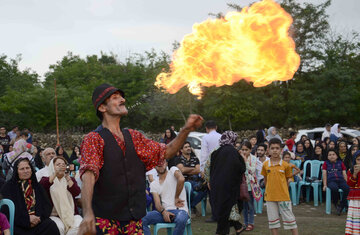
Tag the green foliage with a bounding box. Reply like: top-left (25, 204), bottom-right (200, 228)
top-left (0, 0), bottom-right (359, 133)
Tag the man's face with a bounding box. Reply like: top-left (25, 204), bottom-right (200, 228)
top-left (269, 144), bottom-right (281, 158)
top-left (256, 146), bottom-right (265, 158)
top-left (42, 148), bottom-right (56, 166)
top-left (0, 127), bottom-right (5, 135)
top-left (155, 161), bottom-right (167, 174)
top-left (326, 126), bottom-right (331, 132)
top-left (181, 143), bottom-right (192, 155)
top-left (250, 137), bottom-right (257, 146)
top-left (99, 92), bottom-right (128, 118)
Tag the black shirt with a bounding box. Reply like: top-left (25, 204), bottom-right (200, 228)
top-left (176, 154), bottom-right (200, 180)
top-left (0, 135), bottom-right (11, 153)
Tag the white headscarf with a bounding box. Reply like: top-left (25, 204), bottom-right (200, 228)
top-left (331, 123), bottom-right (343, 138)
top-left (4, 139), bottom-right (33, 165)
top-left (266, 126), bottom-right (283, 142)
top-left (48, 159), bottom-right (75, 232)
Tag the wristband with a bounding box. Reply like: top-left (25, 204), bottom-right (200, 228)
top-left (160, 209), bottom-right (165, 214)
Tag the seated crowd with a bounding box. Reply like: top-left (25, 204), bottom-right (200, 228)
top-left (0, 122), bottom-right (360, 235)
top-left (0, 126), bottom-right (82, 235)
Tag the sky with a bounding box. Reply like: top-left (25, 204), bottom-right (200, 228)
top-left (0, 0), bottom-right (359, 77)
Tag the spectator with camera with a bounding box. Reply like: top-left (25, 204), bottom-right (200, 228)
top-left (142, 160), bottom-right (189, 235)
top-left (39, 156), bottom-right (82, 235)
top-left (176, 141), bottom-right (206, 217)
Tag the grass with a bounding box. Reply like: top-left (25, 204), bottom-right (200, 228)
top-left (156, 201), bottom-right (346, 235)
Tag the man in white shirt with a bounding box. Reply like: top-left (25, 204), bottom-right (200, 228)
top-left (321, 123), bottom-right (332, 141)
top-left (36, 147), bottom-right (56, 182)
top-left (255, 144), bottom-right (269, 188)
top-left (200, 120), bottom-right (221, 172)
top-left (142, 161), bottom-right (189, 235)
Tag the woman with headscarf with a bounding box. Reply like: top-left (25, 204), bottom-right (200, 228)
top-left (161, 128), bottom-right (177, 145)
top-left (2, 134), bottom-right (37, 181)
top-left (330, 123), bottom-right (343, 142)
top-left (39, 157), bottom-right (82, 235)
top-left (55, 146), bottom-right (70, 164)
top-left (205, 131), bottom-right (246, 235)
top-left (344, 145), bottom-right (359, 171)
top-left (304, 139), bottom-right (314, 160)
top-left (295, 142), bottom-right (307, 164)
top-left (1, 158), bottom-right (60, 235)
top-left (265, 127), bottom-right (283, 143)
top-left (313, 144), bottom-right (326, 161)
top-left (337, 141), bottom-right (348, 161)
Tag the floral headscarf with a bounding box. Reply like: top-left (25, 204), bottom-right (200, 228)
top-left (219, 131), bottom-right (238, 147)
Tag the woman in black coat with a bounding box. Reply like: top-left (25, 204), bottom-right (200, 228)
top-left (1, 158), bottom-right (59, 235)
top-left (210, 131), bottom-right (246, 235)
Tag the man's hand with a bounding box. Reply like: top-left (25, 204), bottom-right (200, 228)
top-left (323, 185), bottom-right (327, 192)
top-left (29, 215), bottom-right (40, 227)
top-left (78, 212), bottom-right (96, 235)
top-left (162, 210), bottom-right (175, 223)
top-left (183, 114), bottom-right (203, 132)
top-left (175, 198), bottom-right (184, 208)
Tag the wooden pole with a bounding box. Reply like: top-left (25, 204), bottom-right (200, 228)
top-left (54, 78), bottom-right (60, 146)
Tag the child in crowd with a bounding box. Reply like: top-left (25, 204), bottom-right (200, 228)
top-left (0, 194), bottom-right (10, 235)
top-left (261, 138), bottom-right (298, 235)
top-left (322, 149), bottom-right (349, 215)
top-left (346, 151), bottom-right (360, 234)
top-left (282, 151), bottom-right (300, 185)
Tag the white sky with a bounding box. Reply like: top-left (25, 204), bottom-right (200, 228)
top-left (0, 0), bottom-right (359, 77)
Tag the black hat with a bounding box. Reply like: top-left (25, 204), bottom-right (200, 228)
top-left (92, 83), bottom-right (125, 119)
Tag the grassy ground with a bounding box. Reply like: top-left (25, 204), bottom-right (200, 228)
top-left (156, 201), bottom-right (346, 235)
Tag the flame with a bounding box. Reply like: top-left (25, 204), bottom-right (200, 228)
top-left (155, 0), bottom-right (300, 98)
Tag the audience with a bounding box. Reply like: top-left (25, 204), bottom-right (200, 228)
top-left (255, 144), bottom-right (269, 189)
top-left (176, 142), bottom-right (206, 217)
top-left (285, 132), bottom-right (297, 153)
top-left (36, 148), bottom-right (56, 182)
top-left (200, 120), bottom-right (221, 173)
top-left (1, 123), bottom-right (360, 234)
top-left (266, 127), bottom-right (283, 143)
top-left (240, 141), bottom-right (257, 231)
top-left (0, 126), bottom-right (11, 154)
top-left (55, 146), bottom-right (70, 164)
top-left (330, 124), bottom-right (343, 142)
top-left (2, 132), bottom-right (37, 181)
top-left (322, 149), bottom-right (349, 215)
top-left (321, 123), bottom-right (332, 141)
top-left (142, 160), bottom-right (189, 235)
top-left (1, 158), bottom-right (60, 235)
top-left (39, 157), bottom-right (82, 235)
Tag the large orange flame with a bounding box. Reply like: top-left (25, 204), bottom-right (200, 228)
top-left (155, 0), bottom-right (300, 98)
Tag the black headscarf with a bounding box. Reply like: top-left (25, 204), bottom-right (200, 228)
top-left (344, 145), bottom-right (358, 171)
top-left (256, 129), bottom-right (265, 145)
top-left (55, 146), bottom-right (70, 164)
top-left (313, 144), bottom-right (327, 161)
top-left (163, 129), bottom-right (177, 145)
top-left (69, 145), bottom-right (80, 164)
top-left (304, 139), bottom-right (314, 159)
top-left (1, 158), bottom-right (52, 233)
top-left (210, 131), bottom-right (246, 222)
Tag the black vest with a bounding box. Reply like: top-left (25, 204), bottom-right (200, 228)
top-left (92, 126), bottom-right (146, 221)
